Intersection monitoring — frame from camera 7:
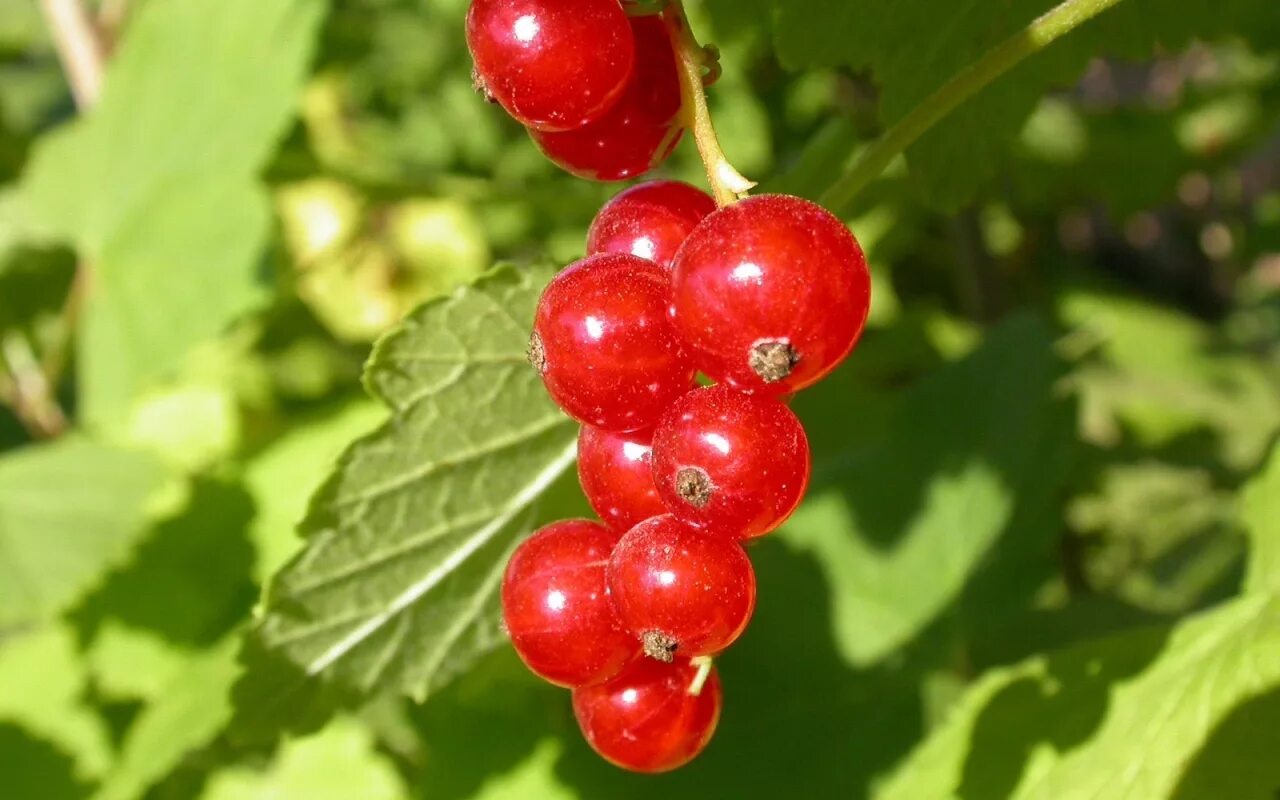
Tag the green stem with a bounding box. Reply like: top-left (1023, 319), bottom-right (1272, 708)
top-left (663, 0), bottom-right (755, 207)
top-left (687, 656), bottom-right (714, 696)
top-left (818, 0), bottom-right (1126, 212)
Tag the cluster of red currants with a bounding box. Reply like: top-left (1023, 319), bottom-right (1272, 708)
top-left (507, 183), bottom-right (871, 772)
top-left (466, 0), bottom-right (871, 775)
top-left (466, 0), bottom-right (684, 180)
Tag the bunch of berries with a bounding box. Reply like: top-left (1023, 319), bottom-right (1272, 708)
top-left (467, 0), bottom-right (871, 774)
top-left (466, 0), bottom-right (684, 180)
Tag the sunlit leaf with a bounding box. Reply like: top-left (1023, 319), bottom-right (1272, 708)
top-left (234, 264), bottom-right (581, 736)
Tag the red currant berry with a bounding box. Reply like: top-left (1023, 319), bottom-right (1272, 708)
top-left (573, 656), bottom-right (721, 773)
top-left (530, 253), bottom-right (694, 431)
top-left (651, 385), bottom-right (810, 539)
top-left (530, 15), bottom-right (682, 181)
top-left (670, 194), bottom-right (872, 394)
top-left (587, 181), bottom-right (717, 269)
top-left (578, 426), bottom-right (667, 532)
top-left (501, 519), bottom-right (638, 688)
top-left (466, 0), bottom-right (634, 132)
top-left (608, 514), bottom-right (755, 661)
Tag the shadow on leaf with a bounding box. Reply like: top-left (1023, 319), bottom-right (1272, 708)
top-left (0, 723), bottom-right (90, 800)
top-left (957, 624), bottom-right (1167, 799)
top-left (72, 478), bottom-right (257, 648)
top-left (1170, 686), bottom-right (1280, 800)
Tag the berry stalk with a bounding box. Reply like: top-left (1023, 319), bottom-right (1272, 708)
top-left (687, 655), bottom-right (714, 697)
top-left (662, 0), bottom-right (754, 207)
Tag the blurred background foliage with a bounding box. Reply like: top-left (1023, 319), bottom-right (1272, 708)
top-left (0, 0), bottom-right (1278, 797)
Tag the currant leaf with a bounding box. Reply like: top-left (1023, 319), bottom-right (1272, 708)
top-left (234, 264), bottom-right (581, 737)
top-left (1243, 443), bottom-right (1280, 596)
top-left (876, 593), bottom-right (1280, 799)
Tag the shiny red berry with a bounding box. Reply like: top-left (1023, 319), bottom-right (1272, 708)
top-left (578, 425), bottom-right (667, 532)
top-left (670, 194), bottom-right (872, 394)
top-left (587, 181), bottom-right (717, 269)
top-left (608, 514), bottom-right (755, 661)
top-left (573, 656), bottom-right (721, 773)
top-left (530, 253), bottom-right (694, 431)
top-left (466, 0), bottom-right (634, 132)
top-left (530, 15), bottom-right (682, 181)
top-left (651, 385), bottom-right (810, 539)
top-left (501, 519), bottom-right (638, 688)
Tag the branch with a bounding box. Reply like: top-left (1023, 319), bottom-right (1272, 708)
top-left (98, 0), bottom-right (132, 51)
top-left (1, 333), bottom-right (67, 437)
top-left (818, 0), bottom-right (1127, 213)
top-left (9, 0), bottom-right (110, 436)
top-left (38, 0), bottom-right (106, 110)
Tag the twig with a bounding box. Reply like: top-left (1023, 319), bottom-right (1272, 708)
top-left (818, 0), bottom-right (1128, 213)
top-left (1, 333), bottom-right (67, 437)
top-left (97, 0), bottom-right (131, 53)
top-left (11, 0), bottom-right (110, 435)
top-left (687, 656), bottom-right (714, 696)
top-left (38, 0), bottom-right (105, 109)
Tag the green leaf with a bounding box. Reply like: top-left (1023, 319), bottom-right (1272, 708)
top-left (875, 592), bottom-right (1280, 800)
top-left (783, 315), bottom-right (1074, 664)
top-left (92, 635), bottom-right (241, 800)
top-left (19, 0), bottom-right (327, 427)
top-left (765, 0), bottom-right (1277, 209)
top-left (73, 478), bottom-right (256, 647)
top-left (0, 437), bottom-right (168, 628)
top-left (1061, 286), bottom-right (1280, 470)
top-left (75, 479), bottom-right (258, 700)
top-left (1068, 462), bottom-right (1240, 614)
top-left (1244, 444), bottom-right (1280, 596)
top-left (243, 400), bottom-right (386, 583)
top-left (0, 624), bottom-right (112, 783)
top-left (200, 717), bottom-right (409, 800)
top-left (235, 264), bottom-right (579, 735)
top-left (461, 739), bottom-right (575, 800)
top-left (85, 622), bottom-right (192, 703)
